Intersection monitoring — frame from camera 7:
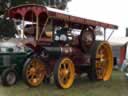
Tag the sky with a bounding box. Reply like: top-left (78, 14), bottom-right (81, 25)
top-left (67, 0), bottom-right (128, 42)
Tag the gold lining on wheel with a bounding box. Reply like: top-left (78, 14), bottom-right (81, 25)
top-left (96, 42), bottom-right (113, 80)
top-left (58, 58), bottom-right (75, 89)
top-left (26, 58), bottom-right (46, 87)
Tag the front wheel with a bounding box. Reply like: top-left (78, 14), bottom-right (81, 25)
top-left (54, 57), bottom-right (75, 89)
top-left (1, 68), bottom-right (17, 86)
top-left (88, 41), bottom-right (113, 81)
top-left (22, 56), bottom-right (46, 87)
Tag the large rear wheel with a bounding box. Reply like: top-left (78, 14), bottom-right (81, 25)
top-left (22, 56), bottom-right (46, 87)
top-left (88, 41), bottom-right (113, 81)
top-left (54, 57), bottom-right (75, 89)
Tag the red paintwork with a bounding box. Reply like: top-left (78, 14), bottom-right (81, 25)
top-left (7, 4), bottom-right (118, 74)
top-left (8, 4), bottom-right (118, 30)
top-left (119, 44), bottom-right (126, 65)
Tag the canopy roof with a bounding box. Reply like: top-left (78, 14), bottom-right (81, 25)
top-left (8, 4), bottom-right (118, 30)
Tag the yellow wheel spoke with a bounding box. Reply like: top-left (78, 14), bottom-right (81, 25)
top-left (94, 41), bottom-right (113, 80)
top-left (56, 57), bottom-right (75, 89)
top-left (59, 69), bottom-right (64, 77)
top-left (25, 58), bottom-right (46, 87)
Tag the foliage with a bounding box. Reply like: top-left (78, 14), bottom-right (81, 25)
top-left (0, 18), bottom-right (17, 38)
top-left (0, 0), bottom-right (71, 14)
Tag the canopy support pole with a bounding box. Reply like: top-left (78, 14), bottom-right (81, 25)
top-left (36, 16), bottom-right (39, 40)
top-left (22, 16), bottom-right (25, 39)
top-left (104, 28), bottom-right (106, 41)
top-left (107, 30), bottom-right (114, 41)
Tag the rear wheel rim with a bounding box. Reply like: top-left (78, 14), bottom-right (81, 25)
top-left (96, 42), bottom-right (113, 80)
top-left (25, 58), bottom-right (46, 87)
top-left (58, 58), bottom-right (75, 88)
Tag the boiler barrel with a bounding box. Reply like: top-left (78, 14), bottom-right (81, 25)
top-left (43, 47), bottom-right (81, 56)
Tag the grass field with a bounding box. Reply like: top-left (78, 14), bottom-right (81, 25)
top-left (0, 70), bottom-right (128, 96)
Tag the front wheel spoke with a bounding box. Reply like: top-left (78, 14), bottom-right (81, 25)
top-left (61, 70), bottom-right (68, 80)
top-left (27, 71), bottom-right (34, 77)
top-left (27, 67), bottom-right (36, 75)
top-left (59, 69), bottom-right (64, 77)
top-left (66, 64), bottom-right (70, 71)
top-left (63, 63), bottom-right (67, 70)
top-left (65, 72), bottom-right (70, 80)
top-left (60, 75), bottom-right (66, 83)
top-left (29, 74), bottom-right (35, 80)
top-left (59, 69), bottom-right (65, 79)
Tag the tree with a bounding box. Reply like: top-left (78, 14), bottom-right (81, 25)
top-left (0, 0), bottom-right (71, 14)
top-left (48, 0), bottom-right (71, 10)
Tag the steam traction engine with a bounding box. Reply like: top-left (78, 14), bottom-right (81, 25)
top-left (8, 4), bottom-right (118, 89)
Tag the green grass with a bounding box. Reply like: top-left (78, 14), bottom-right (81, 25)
top-left (0, 71), bottom-right (128, 96)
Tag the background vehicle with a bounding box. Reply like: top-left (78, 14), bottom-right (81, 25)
top-left (119, 42), bottom-right (128, 65)
top-left (0, 17), bottom-right (32, 86)
top-left (8, 4), bottom-right (118, 89)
